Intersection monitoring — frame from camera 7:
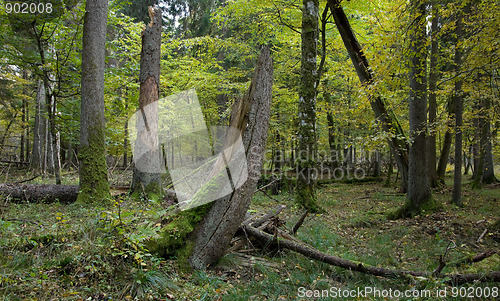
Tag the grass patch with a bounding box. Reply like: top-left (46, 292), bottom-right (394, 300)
top-left (0, 172), bottom-right (498, 299)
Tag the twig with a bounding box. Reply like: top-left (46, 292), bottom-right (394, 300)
top-left (433, 240), bottom-right (456, 275)
top-left (476, 228), bottom-right (488, 243)
top-left (257, 188), bottom-right (280, 202)
top-left (291, 209), bottom-right (309, 235)
top-left (255, 177), bottom-right (281, 193)
top-left (13, 175), bottom-right (40, 184)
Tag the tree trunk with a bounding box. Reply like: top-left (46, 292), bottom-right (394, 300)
top-left (188, 46), bottom-right (273, 270)
top-left (295, 0), bottom-right (320, 212)
top-left (452, 11), bottom-right (464, 206)
top-left (427, 6), bottom-right (440, 188)
top-left (20, 70), bottom-right (28, 162)
top-left (31, 80), bottom-right (47, 173)
top-left (77, 0), bottom-right (110, 203)
top-left (131, 6), bottom-right (163, 200)
top-left (32, 22), bottom-right (61, 184)
top-left (327, 0), bottom-right (409, 192)
top-left (393, 0), bottom-right (432, 218)
top-left (373, 150), bottom-right (381, 178)
top-left (437, 96), bottom-right (455, 182)
top-left (325, 85), bottom-right (340, 171)
top-left (48, 94), bottom-right (61, 184)
top-left (479, 97), bottom-right (497, 184)
top-left (385, 149), bottom-right (394, 187)
top-left (0, 184), bottom-right (79, 203)
top-left (25, 100), bottom-right (30, 163)
top-left (123, 107), bottom-right (129, 169)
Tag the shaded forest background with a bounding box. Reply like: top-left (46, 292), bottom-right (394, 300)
top-left (0, 0), bottom-right (499, 299)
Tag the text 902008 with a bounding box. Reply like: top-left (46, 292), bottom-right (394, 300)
top-left (5, 2), bottom-right (53, 14)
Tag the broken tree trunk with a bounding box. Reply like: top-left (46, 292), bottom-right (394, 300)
top-left (0, 184), bottom-right (79, 203)
top-left (131, 6), bottom-right (163, 200)
top-left (187, 46), bottom-right (273, 270)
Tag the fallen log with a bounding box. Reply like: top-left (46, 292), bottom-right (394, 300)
top-left (0, 183), bottom-right (183, 204)
top-left (243, 204), bottom-right (286, 228)
top-left (449, 250), bottom-right (498, 267)
top-left (242, 223), bottom-right (423, 279)
top-left (0, 184), bottom-right (79, 203)
top-left (241, 223), bottom-right (500, 284)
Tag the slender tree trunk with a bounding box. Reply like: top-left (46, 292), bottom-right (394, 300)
top-left (437, 96), bottom-right (455, 182)
top-left (31, 80), bottom-right (46, 173)
top-left (33, 21), bottom-right (61, 183)
top-left (77, 0), bottom-right (110, 203)
top-left (325, 86), bottom-right (340, 171)
top-left (131, 6), bottom-right (163, 200)
top-left (475, 96), bottom-right (498, 185)
top-left (327, 0), bottom-right (409, 192)
top-left (427, 6), bottom-right (440, 187)
top-left (393, 0), bottom-right (432, 218)
top-left (25, 101), bottom-right (30, 163)
top-left (47, 94), bottom-right (61, 184)
top-left (123, 107), bottom-right (129, 169)
top-left (385, 149), bottom-right (394, 187)
top-left (373, 150), bottom-right (381, 178)
top-left (20, 70), bottom-right (28, 162)
top-left (452, 11), bottom-right (464, 206)
top-left (296, 0), bottom-right (320, 212)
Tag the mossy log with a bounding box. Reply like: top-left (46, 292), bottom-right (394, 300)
top-left (0, 184), bottom-right (79, 203)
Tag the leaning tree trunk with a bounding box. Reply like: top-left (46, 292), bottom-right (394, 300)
top-left (452, 10), bottom-right (464, 206)
top-left (77, 0), bottom-right (110, 203)
top-left (187, 46), bottom-right (273, 270)
top-left (131, 6), bottom-right (163, 200)
top-left (393, 0), bottom-right (432, 218)
top-left (295, 0), bottom-right (320, 212)
top-left (327, 0), bottom-right (409, 192)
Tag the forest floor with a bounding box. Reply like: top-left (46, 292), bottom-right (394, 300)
top-left (0, 166), bottom-right (499, 300)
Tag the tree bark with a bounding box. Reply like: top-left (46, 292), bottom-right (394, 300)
top-left (327, 0), bottom-right (409, 192)
top-left (131, 6), bottom-right (163, 200)
top-left (393, 0), bottom-right (432, 218)
top-left (478, 97), bottom-right (497, 185)
top-left (188, 46), bottom-right (273, 270)
top-left (395, 0), bottom-right (432, 218)
top-left (437, 97), bottom-right (455, 182)
top-left (77, 0), bottom-right (110, 203)
top-left (20, 70), bottom-right (28, 163)
top-left (452, 11), bottom-right (464, 206)
top-left (31, 80), bottom-right (47, 173)
top-left (0, 184), bottom-right (79, 203)
top-left (295, 0), bottom-right (320, 212)
top-left (427, 6), bottom-right (440, 188)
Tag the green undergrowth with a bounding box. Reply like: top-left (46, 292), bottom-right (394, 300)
top-left (0, 174), bottom-right (499, 300)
